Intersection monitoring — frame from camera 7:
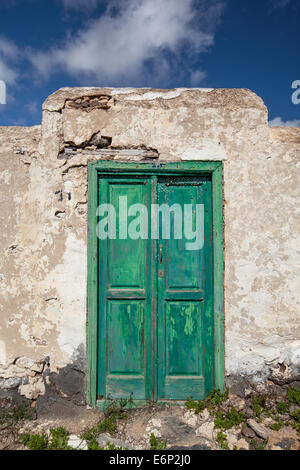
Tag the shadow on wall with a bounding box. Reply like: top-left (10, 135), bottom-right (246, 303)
top-left (0, 344), bottom-right (87, 419)
top-left (36, 344), bottom-right (87, 418)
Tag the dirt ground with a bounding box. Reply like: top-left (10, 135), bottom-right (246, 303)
top-left (1, 389), bottom-right (299, 451)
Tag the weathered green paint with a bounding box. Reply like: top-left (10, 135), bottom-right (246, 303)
top-left (87, 161), bottom-right (224, 407)
top-left (157, 178), bottom-right (213, 399)
top-left (87, 164), bottom-right (98, 406)
top-left (212, 164), bottom-right (225, 392)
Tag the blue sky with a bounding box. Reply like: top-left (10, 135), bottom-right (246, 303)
top-left (0, 0), bottom-right (299, 126)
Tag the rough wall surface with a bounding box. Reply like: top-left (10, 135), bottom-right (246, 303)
top-left (0, 87), bottom-right (299, 408)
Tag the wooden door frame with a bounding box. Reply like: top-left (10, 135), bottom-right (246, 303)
top-left (87, 161), bottom-right (224, 408)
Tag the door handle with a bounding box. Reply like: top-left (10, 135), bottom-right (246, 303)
top-left (159, 244), bottom-right (163, 264)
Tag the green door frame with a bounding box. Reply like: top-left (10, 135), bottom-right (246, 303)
top-left (87, 160), bottom-right (224, 408)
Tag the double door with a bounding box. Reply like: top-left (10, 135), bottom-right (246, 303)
top-left (97, 174), bottom-right (213, 401)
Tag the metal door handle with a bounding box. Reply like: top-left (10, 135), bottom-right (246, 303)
top-left (159, 244), bottom-right (163, 264)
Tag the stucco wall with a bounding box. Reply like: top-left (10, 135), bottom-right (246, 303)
top-left (0, 87), bottom-right (299, 406)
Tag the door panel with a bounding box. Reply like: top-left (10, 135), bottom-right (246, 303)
top-left (157, 178), bottom-right (213, 400)
top-left (108, 182), bottom-right (146, 289)
top-left (166, 301), bottom-right (202, 375)
top-left (107, 300), bottom-right (144, 375)
top-left (165, 186), bottom-right (202, 291)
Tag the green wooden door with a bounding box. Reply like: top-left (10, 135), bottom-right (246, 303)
top-left (97, 177), bottom-right (152, 400)
top-left (157, 178), bottom-right (213, 400)
top-left (97, 174), bottom-right (213, 401)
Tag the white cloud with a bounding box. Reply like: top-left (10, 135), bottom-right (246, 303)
top-left (271, 0), bottom-right (291, 7)
top-left (269, 116), bottom-right (300, 127)
top-left (25, 101), bottom-right (39, 114)
top-left (31, 0), bottom-right (224, 85)
top-left (59, 0), bottom-right (100, 11)
top-left (0, 37), bottom-right (19, 58)
top-left (0, 36), bottom-right (19, 84)
top-left (268, 0), bottom-right (294, 10)
top-left (190, 70), bottom-right (207, 86)
top-left (0, 60), bottom-right (17, 85)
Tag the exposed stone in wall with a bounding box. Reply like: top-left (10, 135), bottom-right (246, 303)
top-left (0, 87), bottom-right (299, 410)
top-left (0, 348), bottom-right (86, 413)
top-left (42, 87), bottom-right (268, 162)
top-left (65, 94), bottom-right (112, 111)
